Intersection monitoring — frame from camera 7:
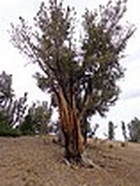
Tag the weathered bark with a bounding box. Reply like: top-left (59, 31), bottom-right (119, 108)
top-left (57, 88), bottom-right (83, 163)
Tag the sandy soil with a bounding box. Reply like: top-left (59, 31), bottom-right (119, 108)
top-left (0, 136), bottom-right (140, 186)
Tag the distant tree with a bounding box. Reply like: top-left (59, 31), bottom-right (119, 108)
top-left (32, 101), bottom-right (52, 135)
top-left (121, 121), bottom-right (128, 141)
top-left (10, 0), bottom-right (135, 164)
top-left (9, 92), bottom-right (28, 127)
top-left (0, 71), bottom-right (28, 127)
top-left (108, 121), bottom-right (117, 140)
top-left (128, 117), bottom-right (140, 142)
top-left (0, 71), bottom-right (14, 110)
top-left (19, 112), bottom-right (35, 135)
top-left (19, 101), bottom-right (52, 135)
top-left (81, 118), bottom-right (91, 145)
top-left (0, 108), bottom-right (21, 137)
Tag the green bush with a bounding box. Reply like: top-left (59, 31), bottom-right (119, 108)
top-left (0, 121), bottom-right (22, 137)
top-left (18, 114), bottom-right (36, 136)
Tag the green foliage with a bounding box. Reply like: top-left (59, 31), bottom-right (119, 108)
top-left (0, 112), bottom-right (21, 137)
top-left (80, 0), bottom-right (135, 117)
top-left (0, 71), bottom-right (14, 104)
top-left (0, 71), bottom-right (28, 137)
top-left (121, 121), bottom-right (127, 140)
top-left (18, 114), bottom-right (35, 135)
top-left (19, 101), bottom-right (52, 135)
top-left (108, 121), bottom-right (117, 140)
top-left (0, 71), bottom-right (28, 127)
top-left (128, 117), bottom-right (140, 143)
top-left (0, 125), bottom-right (21, 137)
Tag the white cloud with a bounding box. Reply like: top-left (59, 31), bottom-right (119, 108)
top-left (0, 0), bottom-right (19, 8)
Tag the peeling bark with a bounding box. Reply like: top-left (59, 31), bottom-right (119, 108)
top-left (57, 88), bottom-right (83, 163)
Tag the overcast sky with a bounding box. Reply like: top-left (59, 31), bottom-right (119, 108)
top-left (0, 0), bottom-right (140, 139)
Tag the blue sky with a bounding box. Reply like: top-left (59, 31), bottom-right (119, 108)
top-left (0, 0), bottom-right (140, 139)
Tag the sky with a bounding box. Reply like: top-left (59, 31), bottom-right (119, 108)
top-left (0, 0), bottom-right (140, 139)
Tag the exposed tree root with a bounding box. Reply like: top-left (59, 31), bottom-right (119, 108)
top-left (63, 153), bottom-right (101, 169)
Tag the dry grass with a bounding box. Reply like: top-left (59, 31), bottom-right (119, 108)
top-left (0, 136), bottom-right (140, 186)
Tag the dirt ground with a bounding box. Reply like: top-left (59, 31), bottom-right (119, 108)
top-left (0, 136), bottom-right (140, 186)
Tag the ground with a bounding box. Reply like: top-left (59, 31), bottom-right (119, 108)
top-left (0, 136), bottom-right (140, 186)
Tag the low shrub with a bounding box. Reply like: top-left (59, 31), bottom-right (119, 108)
top-left (0, 121), bottom-right (22, 137)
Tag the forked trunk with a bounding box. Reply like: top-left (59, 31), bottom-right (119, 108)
top-left (57, 88), bottom-right (83, 163)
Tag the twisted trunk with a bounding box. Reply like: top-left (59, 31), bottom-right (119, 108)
top-left (57, 88), bottom-right (83, 162)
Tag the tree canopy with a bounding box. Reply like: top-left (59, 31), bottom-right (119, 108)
top-left (10, 0), bottom-right (135, 117)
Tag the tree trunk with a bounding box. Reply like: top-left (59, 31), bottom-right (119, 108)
top-left (57, 88), bottom-right (83, 163)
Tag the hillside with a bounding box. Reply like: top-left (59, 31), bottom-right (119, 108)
top-left (0, 136), bottom-right (140, 186)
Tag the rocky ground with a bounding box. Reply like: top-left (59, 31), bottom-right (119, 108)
top-left (0, 136), bottom-right (140, 186)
